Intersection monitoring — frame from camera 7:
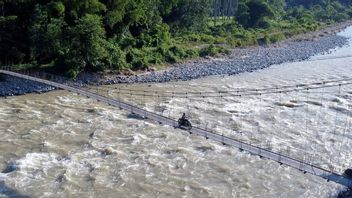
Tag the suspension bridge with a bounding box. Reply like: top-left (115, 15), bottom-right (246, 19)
top-left (1, 67), bottom-right (352, 189)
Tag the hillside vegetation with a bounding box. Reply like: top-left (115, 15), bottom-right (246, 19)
top-left (1, 0), bottom-right (352, 77)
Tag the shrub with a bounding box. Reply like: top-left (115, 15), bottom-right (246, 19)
top-left (263, 32), bottom-right (270, 45)
top-left (183, 33), bottom-right (216, 43)
top-left (126, 48), bottom-right (149, 70)
top-left (169, 45), bottom-right (187, 58)
top-left (185, 48), bottom-right (199, 58)
top-left (334, 13), bottom-right (349, 22)
top-left (165, 50), bottom-right (179, 63)
top-left (66, 68), bottom-right (79, 79)
top-left (270, 32), bottom-right (285, 43)
top-left (199, 44), bottom-right (229, 57)
top-left (257, 19), bottom-right (271, 29)
top-left (104, 41), bottom-right (128, 70)
top-left (214, 37), bottom-right (227, 44)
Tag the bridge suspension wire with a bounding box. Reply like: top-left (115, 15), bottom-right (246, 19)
top-left (335, 86), bottom-right (351, 164)
top-left (74, 73), bottom-right (352, 172)
top-left (338, 102), bottom-right (351, 159)
top-left (238, 94), bottom-right (243, 133)
top-left (305, 88), bottom-right (310, 135)
top-left (333, 84), bottom-right (342, 135)
top-left (3, 67), bottom-right (352, 186)
top-left (2, 69), bottom-right (352, 188)
top-left (252, 90), bottom-right (258, 135)
top-left (96, 77), bottom-right (352, 96)
top-left (273, 89), bottom-right (280, 139)
top-left (316, 86), bottom-right (325, 139)
top-left (84, 80), bottom-right (352, 100)
top-left (257, 91), bottom-right (262, 135)
top-left (312, 86), bottom-right (326, 164)
top-left (343, 103), bottom-right (352, 151)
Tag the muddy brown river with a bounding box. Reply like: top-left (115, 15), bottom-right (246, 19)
top-left (1, 28), bottom-right (352, 197)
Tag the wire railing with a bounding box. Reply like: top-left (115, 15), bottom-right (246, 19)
top-left (1, 67), bottom-right (352, 188)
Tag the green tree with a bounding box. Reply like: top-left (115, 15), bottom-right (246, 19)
top-left (0, 0), bottom-right (35, 65)
top-left (161, 0), bottom-right (211, 31)
top-left (62, 0), bottom-right (106, 20)
top-left (236, 0), bottom-right (250, 27)
top-left (101, 0), bottom-right (129, 29)
top-left (29, 5), bottom-right (66, 64)
top-left (268, 0), bottom-right (285, 20)
top-left (237, 0), bottom-right (274, 28)
top-left (62, 14), bottom-right (109, 75)
top-left (1, 0), bottom-right (352, 75)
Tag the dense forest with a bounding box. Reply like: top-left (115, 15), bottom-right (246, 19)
top-left (1, 0), bottom-right (352, 77)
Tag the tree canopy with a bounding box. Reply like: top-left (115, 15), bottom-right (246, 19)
top-left (1, 0), bottom-right (352, 77)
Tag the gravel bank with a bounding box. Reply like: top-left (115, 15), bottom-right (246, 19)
top-left (0, 24), bottom-right (351, 97)
top-left (111, 35), bottom-right (348, 83)
top-left (0, 75), bottom-right (56, 97)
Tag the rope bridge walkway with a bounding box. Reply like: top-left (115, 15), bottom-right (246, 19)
top-left (1, 68), bottom-right (352, 188)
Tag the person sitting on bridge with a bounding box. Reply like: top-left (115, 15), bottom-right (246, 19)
top-left (178, 113), bottom-right (192, 129)
top-left (180, 113), bottom-right (187, 123)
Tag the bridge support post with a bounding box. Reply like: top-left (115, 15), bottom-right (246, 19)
top-left (258, 150), bottom-right (262, 159)
top-left (222, 134), bottom-right (226, 145)
top-left (239, 143), bottom-right (243, 152)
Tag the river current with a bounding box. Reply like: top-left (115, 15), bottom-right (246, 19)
top-left (1, 28), bottom-right (352, 197)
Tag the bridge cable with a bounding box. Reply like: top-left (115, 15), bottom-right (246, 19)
top-left (257, 90), bottom-right (263, 140)
top-left (338, 86), bottom-right (350, 162)
top-left (314, 84), bottom-right (326, 165)
top-left (98, 77), bottom-right (352, 96)
top-left (305, 88), bottom-right (310, 135)
top-left (83, 78), bottom-right (352, 165)
top-left (277, 88), bottom-right (282, 142)
top-left (340, 101), bottom-right (351, 159)
top-left (84, 80), bottom-right (352, 168)
top-left (333, 84), bottom-right (342, 135)
top-left (17, 68), bottom-right (352, 173)
top-left (92, 75), bottom-right (352, 96)
top-left (290, 88), bottom-right (299, 158)
top-left (252, 90), bottom-right (258, 137)
top-left (346, 103), bottom-right (352, 151)
top-left (84, 81), bottom-right (352, 100)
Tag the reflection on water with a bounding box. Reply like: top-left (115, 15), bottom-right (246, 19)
top-left (1, 28), bottom-right (352, 197)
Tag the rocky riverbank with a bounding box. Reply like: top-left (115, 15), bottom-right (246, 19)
top-left (0, 74), bottom-right (56, 97)
top-left (110, 35), bottom-right (348, 83)
top-left (1, 22), bottom-right (352, 97)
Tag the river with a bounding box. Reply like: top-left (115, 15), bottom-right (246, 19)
top-left (1, 27), bottom-right (352, 197)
